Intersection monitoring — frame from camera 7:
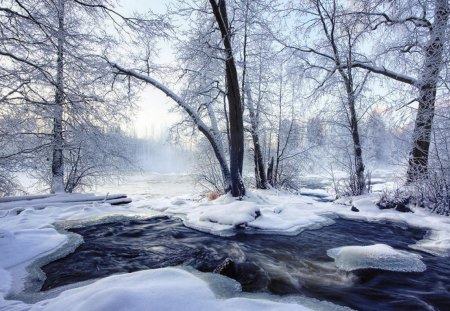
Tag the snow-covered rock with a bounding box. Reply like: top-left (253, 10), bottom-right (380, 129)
top-left (327, 244), bottom-right (426, 272)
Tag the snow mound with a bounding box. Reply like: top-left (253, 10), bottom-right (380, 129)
top-left (13, 268), bottom-right (313, 311)
top-left (198, 202), bottom-right (260, 226)
top-left (327, 244), bottom-right (426, 272)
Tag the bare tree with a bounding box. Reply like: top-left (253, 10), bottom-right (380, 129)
top-left (281, 0), bottom-right (371, 194)
top-left (0, 0), bottom-right (151, 193)
top-left (111, 0), bottom-right (248, 197)
top-left (352, 0), bottom-right (449, 182)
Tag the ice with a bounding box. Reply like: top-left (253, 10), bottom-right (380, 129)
top-left (327, 244), bottom-right (426, 272)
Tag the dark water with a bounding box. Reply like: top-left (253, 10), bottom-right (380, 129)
top-left (41, 217), bottom-right (450, 311)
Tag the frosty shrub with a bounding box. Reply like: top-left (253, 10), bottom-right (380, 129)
top-left (193, 142), bottom-right (227, 194)
top-left (330, 167), bottom-right (372, 198)
top-left (406, 113), bottom-right (450, 215)
top-left (0, 169), bottom-right (21, 197)
top-left (378, 115), bottom-right (450, 216)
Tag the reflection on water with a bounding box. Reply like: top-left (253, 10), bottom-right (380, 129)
top-left (41, 217), bottom-right (450, 311)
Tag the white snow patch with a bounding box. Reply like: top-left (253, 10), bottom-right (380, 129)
top-left (2, 268), bottom-right (314, 311)
top-left (0, 228), bottom-right (67, 269)
top-left (327, 244), bottom-right (426, 272)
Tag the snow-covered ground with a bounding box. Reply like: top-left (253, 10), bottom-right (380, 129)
top-left (1, 171), bottom-right (449, 310)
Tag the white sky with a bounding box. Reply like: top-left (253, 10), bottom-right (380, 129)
top-left (119, 0), bottom-right (179, 139)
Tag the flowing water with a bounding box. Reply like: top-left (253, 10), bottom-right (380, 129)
top-left (41, 217), bottom-right (450, 311)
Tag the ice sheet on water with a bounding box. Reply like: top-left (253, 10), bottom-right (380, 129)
top-left (327, 244), bottom-right (426, 272)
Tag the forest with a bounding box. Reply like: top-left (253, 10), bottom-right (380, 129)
top-left (1, 1), bottom-right (450, 311)
top-left (1, 0), bottom-right (450, 214)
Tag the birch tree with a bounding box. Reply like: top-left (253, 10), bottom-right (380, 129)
top-left (352, 0), bottom-right (449, 182)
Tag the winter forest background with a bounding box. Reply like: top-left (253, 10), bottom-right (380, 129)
top-left (1, 0), bottom-right (449, 214)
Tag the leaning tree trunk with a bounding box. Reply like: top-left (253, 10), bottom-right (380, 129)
top-left (110, 63), bottom-right (232, 193)
top-left (210, 0), bottom-right (246, 197)
top-left (407, 0), bottom-right (449, 182)
top-left (51, 0), bottom-right (65, 194)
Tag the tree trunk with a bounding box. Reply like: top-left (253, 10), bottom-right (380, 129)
top-left (348, 93), bottom-right (366, 195)
top-left (407, 0), bottom-right (449, 182)
top-left (267, 156), bottom-right (274, 186)
top-left (246, 88), bottom-right (267, 189)
top-left (51, 0), bottom-right (65, 194)
top-left (209, 0), bottom-right (245, 197)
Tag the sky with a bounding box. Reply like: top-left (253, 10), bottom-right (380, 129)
top-left (118, 0), bottom-right (179, 139)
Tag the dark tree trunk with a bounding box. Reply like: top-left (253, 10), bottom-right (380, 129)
top-left (407, 0), bottom-right (449, 182)
top-left (315, 0), bottom-right (366, 195)
top-left (252, 134), bottom-right (267, 189)
top-left (246, 89), bottom-right (267, 189)
top-left (51, 0), bottom-right (65, 194)
top-left (267, 156), bottom-right (274, 187)
top-left (209, 0), bottom-right (246, 197)
top-left (348, 93), bottom-right (366, 194)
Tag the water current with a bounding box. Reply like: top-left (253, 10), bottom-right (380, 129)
top-left (41, 217), bottom-right (450, 311)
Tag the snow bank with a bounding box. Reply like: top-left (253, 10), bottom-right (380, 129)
top-left (0, 193), bottom-right (340, 311)
top-left (0, 228), bottom-right (66, 269)
top-left (332, 194), bottom-right (450, 257)
top-left (0, 193), bottom-right (131, 211)
top-left (409, 230), bottom-right (450, 257)
top-left (327, 244), bottom-right (426, 272)
top-left (152, 191), bottom-right (337, 236)
top-left (1, 186), bottom-right (449, 310)
top-left (0, 194), bottom-right (160, 300)
top-left (2, 268), bottom-right (311, 311)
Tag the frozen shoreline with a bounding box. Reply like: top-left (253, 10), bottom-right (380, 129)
top-left (0, 189), bottom-right (449, 310)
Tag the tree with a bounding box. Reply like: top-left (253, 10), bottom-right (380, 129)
top-left (209, 0), bottom-right (246, 197)
top-left (352, 0), bottom-right (449, 182)
top-left (111, 0), bottom-right (248, 197)
top-left (0, 0), bottom-right (144, 193)
top-left (281, 0), bottom-right (370, 194)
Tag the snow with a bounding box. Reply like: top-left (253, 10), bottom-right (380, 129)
top-left (0, 184), bottom-right (449, 310)
top-left (0, 228), bottom-right (66, 269)
top-left (3, 268), bottom-right (314, 311)
top-left (327, 244), bottom-right (426, 272)
top-left (409, 229), bottom-right (450, 257)
top-left (332, 194), bottom-right (450, 257)
top-left (198, 201), bottom-right (260, 226)
top-left (0, 192), bottom-right (348, 311)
